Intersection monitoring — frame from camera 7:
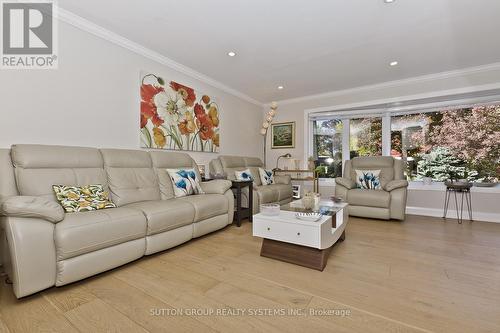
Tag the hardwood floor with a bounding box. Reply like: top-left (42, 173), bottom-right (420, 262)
top-left (1, 214), bottom-right (500, 332)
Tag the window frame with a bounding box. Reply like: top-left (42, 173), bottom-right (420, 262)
top-left (305, 94), bottom-right (500, 186)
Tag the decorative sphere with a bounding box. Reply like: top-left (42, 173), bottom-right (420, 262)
top-left (260, 128), bottom-right (267, 135)
top-left (271, 101), bottom-right (278, 109)
top-left (269, 109), bottom-right (276, 116)
top-left (262, 122), bottom-right (269, 129)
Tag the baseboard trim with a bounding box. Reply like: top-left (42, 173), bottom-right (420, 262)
top-left (406, 206), bottom-right (500, 223)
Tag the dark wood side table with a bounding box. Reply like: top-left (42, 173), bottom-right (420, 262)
top-left (231, 180), bottom-right (253, 227)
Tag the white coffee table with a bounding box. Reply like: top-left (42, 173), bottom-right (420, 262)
top-left (253, 200), bottom-right (348, 271)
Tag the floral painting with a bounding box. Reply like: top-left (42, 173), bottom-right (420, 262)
top-left (140, 72), bottom-right (220, 152)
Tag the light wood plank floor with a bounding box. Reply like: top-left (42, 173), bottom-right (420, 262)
top-left (1, 215), bottom-right (500, 333)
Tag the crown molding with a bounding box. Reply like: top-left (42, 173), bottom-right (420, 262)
top-left (267, 62), bottom-right (500, 106)
top-left (57, 9), bottom-right (264, 107)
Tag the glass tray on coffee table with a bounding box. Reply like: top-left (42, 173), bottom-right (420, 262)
top-left (281, 199), bottom-right (348, 220)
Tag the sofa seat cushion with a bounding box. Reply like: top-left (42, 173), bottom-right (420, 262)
top-left (271, 184), bottom-right (293, 201)
top-left (126, 200), bottom-right (195, 236)
top-left (254, 185), bottom-right (279, 203)
top-left (55, 207), bottom-right (147, 260)
top-left (179, 194), bottom-right (228, 222)
top-left (347, 189), bottom-right (390, 208)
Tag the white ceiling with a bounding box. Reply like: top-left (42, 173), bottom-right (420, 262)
top-left (60, 0), bottom-right (500, 103)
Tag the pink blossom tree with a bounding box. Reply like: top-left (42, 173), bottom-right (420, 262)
top-left (429, 105), bottom-right (500, 177)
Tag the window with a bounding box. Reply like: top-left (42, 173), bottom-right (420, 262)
top-left (391, 105), bottom-right (500, 181)
top-left (349, 117), bottom-right (382, 158)
top-left (312, 119), bottom-right (343, 178)
top-left (309, 100), bottom-right (500, 183)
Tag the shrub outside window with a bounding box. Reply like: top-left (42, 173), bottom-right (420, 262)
top-left (349, 117), bottom-right (382, 158)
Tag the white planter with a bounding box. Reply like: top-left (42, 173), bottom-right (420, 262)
top-left (422, 177), bottom-right (433, 185)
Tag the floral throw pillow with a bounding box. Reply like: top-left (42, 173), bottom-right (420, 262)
top-left (52, 184), bottom-right (116, 213)
top-left (167, 168), bottom-right (204, 198)
top-left (355, 169), bottom-right (382, 190)
top-left (258, 168), bottom-right (274, 185)
top-left (234, 169), bottom-right (254, 182)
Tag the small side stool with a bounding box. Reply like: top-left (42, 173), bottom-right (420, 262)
top-left (443, 181), bottom-right (473, 224)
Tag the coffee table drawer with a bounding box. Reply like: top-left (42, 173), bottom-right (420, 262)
top-left (253, 220), bottom-right (319, 248)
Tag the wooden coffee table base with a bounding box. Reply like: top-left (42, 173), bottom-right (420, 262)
top-left (260, 231), bottom-right (345, 271)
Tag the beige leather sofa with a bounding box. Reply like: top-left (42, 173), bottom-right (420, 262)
top-left (335, 156), bottom-right (408, 220)
top-left (209, 156), bottom-right (293, 214)
top-left (0, 144), bottom-right (234, 298)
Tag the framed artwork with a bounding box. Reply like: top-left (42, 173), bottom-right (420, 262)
top-left (292, 184), bottom-right (301, 199)
top-left (271, 122), bottom-right (295, 149)
top-left (140, 71), bottom-right (220, 152)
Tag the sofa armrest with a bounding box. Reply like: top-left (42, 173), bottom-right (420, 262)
top-left (384, 180), bottom-right (409, 192)
top-left (1, 196), bottom-right (65, 223)
top-left (200, 179), bottom-right (232, 194)
top-left (335, 177), bottom-right (356, 189)
top-left (274, 175), bottom-right (291, 185)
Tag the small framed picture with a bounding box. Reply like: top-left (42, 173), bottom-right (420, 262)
top-left (271, 122), bottom-right (295, 149)
top-left (292, 184), bottom-right (301, 199)
top-left (198, 165), bottom-right (206, 178)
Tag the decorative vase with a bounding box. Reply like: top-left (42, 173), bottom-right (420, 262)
top-left (294, 159), bottom-right (300, 170)
top-left (302, 196), bottom-right (315, 210)
top-left (308, 161), bottom-right (315, 171)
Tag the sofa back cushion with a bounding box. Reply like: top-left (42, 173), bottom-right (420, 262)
top-left (11, 144), bottom-right (106, 202)
top-left (150, 151), bottom-right (200, 200)
top-left (101, 149), bottom-right (160, 206)
top-left (218, 155), bottom-right (263, 185)
top-left (350, 156), bottom-right (395, 188)
top-left (0, 149), bottom-right (18, 203)
top-left (244, 157), bottom-right (264, 186)
top-left (0, 149), bottom-right (18, 204)
top-left (209, 158), bottom-right (224, 176)
top-left (219, 156), bottom-right (247, 181)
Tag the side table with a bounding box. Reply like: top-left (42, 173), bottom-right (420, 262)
top-left (443, 181), bottom-right (473, 224)
top-left (231, 180), bottom-right (253, 227)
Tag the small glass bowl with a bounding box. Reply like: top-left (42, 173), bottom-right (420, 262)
top-left (260, 203), bottom-right (280, 216)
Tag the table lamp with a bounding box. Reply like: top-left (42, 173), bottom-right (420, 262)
top-left (274, 153), bottom-right (292, 171)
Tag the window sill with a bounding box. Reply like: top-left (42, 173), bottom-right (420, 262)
top-left (408, 181), bottom-right (500, 193)
top-left (313, 179), bottom-right (500, 193)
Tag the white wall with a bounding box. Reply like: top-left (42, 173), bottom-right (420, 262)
top-left (0, 20), bottom-right (263, 168)
top-left (265, 67), bottom-right (500, 222)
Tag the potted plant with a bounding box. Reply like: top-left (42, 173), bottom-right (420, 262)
top-left (307, 156), bottom-right (315, 171)
top-left (314, 165), bottom-right (327, 177)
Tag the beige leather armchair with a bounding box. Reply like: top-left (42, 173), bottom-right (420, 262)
top-left (335, 156), bottom-right (408, 220)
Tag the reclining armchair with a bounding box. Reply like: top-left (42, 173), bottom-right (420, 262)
top-left (335, 156), bottom-right (408, 220)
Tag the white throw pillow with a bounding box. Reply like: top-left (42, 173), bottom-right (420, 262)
top-left (258, 168), bottom-right (274, 185)
top-left (167, 168), bottom-right (204, 198)
top-left (355, 169), bottom-right (381, 190)
top-left (234, 169), bottom-right (254, 182)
